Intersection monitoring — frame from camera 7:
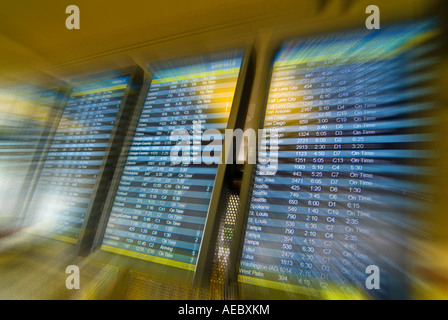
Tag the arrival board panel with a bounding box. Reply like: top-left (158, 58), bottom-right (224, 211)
top-left (238, 20), bottom-right (438, 299)
top-left (25, 75), bottom-right (130, 243)
top-left (100, 52), bottom-right (245, 271)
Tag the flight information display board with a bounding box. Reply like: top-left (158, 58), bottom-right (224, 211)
top-left (237, 20), bottom-right (438, 299)
top-left (24, 74), bottom-right (132, 243)
top-left (99, 50), bottom-right (245, 271)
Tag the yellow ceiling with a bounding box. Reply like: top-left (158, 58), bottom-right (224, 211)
top-left (0, 0), bottom-right (442, 85)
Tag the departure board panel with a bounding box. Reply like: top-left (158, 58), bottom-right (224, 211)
top-left (100, 51), bottom-right (245, 271)
top-left (238, 20), bottom-right (438, 299)
top-left (25, 75), bottom-right (131, 243)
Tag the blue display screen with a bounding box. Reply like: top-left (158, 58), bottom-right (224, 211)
top-left (25, 75), bottom-right (130, 243)
top-left (100, 53), bottom-right (244, 271)
top-left (238, 20), bottom-right (438, 299)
